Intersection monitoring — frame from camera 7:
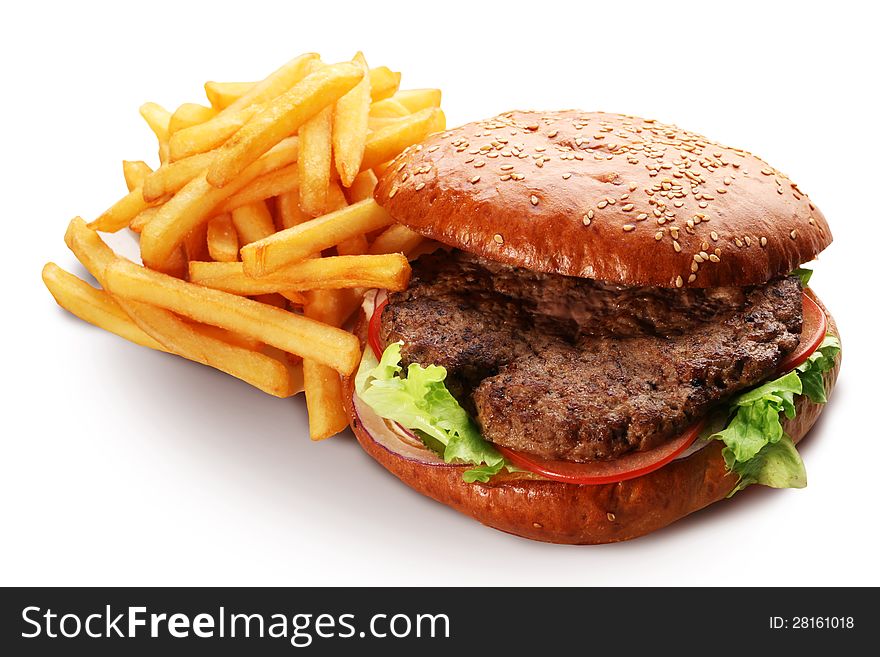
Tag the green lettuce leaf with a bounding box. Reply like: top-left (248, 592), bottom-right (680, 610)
top-left (355, 342), bottom-right (507, 483)
top-left (791, 267), bottom-right (814, 287)
top-left (711, 334), bottom-right (840, 495)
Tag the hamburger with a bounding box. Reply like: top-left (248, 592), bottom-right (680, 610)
top-left (343, 110), bottom-right (841, 544)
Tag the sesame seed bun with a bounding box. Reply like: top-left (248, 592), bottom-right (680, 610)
top-left (343, 293), bottom-right (839, 544)
top-left (374, 110), bottom-right (832, 288)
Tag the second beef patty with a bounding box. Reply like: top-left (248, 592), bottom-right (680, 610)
top-left (380, 250), bottom-right (802, 462)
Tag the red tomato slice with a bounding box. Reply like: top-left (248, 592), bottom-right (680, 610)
top-left (368, 298), bottom-right (388, 359)
top-left (778, 292), bottom-right (826, 373)
top-left (495, 420), bottom-right (705, 485)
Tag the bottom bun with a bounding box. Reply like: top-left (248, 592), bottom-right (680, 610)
top-left (343, 293), bottom-right (840, 545)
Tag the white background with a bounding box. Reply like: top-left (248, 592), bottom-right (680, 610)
top-left (3, 1), bottom-right (878, 586)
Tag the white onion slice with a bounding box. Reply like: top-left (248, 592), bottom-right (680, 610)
top-left (352, 392), bottom-right (451, 466)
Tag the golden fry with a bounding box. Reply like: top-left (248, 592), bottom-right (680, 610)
top-left (240, 199), bottom-right (394, 276)
top-left (392, 88), bottom-right (442, 113)
top-left (368, 223), bottom-right (424, 256)
top-left (42, 262), bottom-right (165, 351)
top-left (139, 102), bottom-right (172, 161)
top-left (63, 218), bottom-right (295, 396)
top-left (217, 163), bottom-right (298, 214)
top-left (368, 66), bottom-right (401, 101)
top-left (168, 103), bottom-right (217, 134)
top-left (204, 81), bottom-right (254, 110)
top-left (122, 160), bottom-right (153, 192)
top-left (345, 169), bottom-right (378, 203)
top-left (333, 52), bottom-right (371, 187)
top-left (206, 214), bottom-right (239, 262)
top-left (276, 189), bottom-right (309, 230)
top-left (369, 97), bottom-right (410, 118)
top-left (230, 200), bottom-right (275, 246)
top-left (303, 289), bottom-right (353, 439)
top-left (207, 62), bottom-right (364, 188)
top-left (89, 186), bottom-right (157, 233)
top-left (188, 253), bottom-right (410, 294)
top-left (104, 259), bottom-right (361, 374)
top-left (168, 104), bottom-right (260, 161)
top-left (361, 108), bottom-right (443, 172)
top-left (298, 103), bottom-right (333, 216)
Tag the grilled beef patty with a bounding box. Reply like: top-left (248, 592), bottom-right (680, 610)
top-left (380, 250), bottom-right (802, 462)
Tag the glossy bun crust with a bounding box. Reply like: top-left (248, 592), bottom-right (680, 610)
top-left (343, 294), bottom-right (839, 544)
top-left (375, 111), bottom-right (831, 288)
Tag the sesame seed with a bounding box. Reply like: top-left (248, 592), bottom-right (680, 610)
top-left (710, 231), bottom-right (719, 241)
top-left (500, 164), bottom-right (514, 171)
top-left (530, 195), bottom-right (539, 206)
top-left (606, 512), bottom-right (616, 522)
top-left (562, 172), bottom-right (572, 180)
top-left (597, 200), bottom-right (609, 209)
top-left (744, 236), bottom-right (752, 247)
top-left (474, 160), bottom-right (485, 168)
top-left (790, 229), bottom-right (797, 240)
top-left (699, 250), bottom-right (709, 260)
top-left (622, 203), bottom-right (635, 212)
top-left (675, 275), bottom-right (684, 288)
top-left (691, 262), bottom-right (699, 273)
top-left (493, 233), bottom-right (504, 244)
top-left (582, 215), bottom-right (591, 226)
top-left (655, 231), bottom-right (664, 241)
top-left (469, 175), bottom-right (480, 184)
top-left (587, 209), bottom-right (595, 220)
top-left (637, 213), bottom-right (648, 221)
top-left (735, 238), bottom-right (744, 247)
top-left (709, 254), bottom-right (720, 263)
top-left (548, 130), bottom-right (559, 138)
top-left (760, 236), bottom-right (768, 247)
top-left (688, 273), bottom-right (697, 283)
top-left (761, 168), bottom-right (773, 175)
top-left (414, 182), bottom-right (425, 191)
top-left (673, 240), bottom-right (681, 252)
top-left (693, 254), bottom-right (704, 263)
top-left (623, 224), bottom-right (636, 232)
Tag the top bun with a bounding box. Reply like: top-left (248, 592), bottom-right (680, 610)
top-left (374, 110), bottom-right (831, 288)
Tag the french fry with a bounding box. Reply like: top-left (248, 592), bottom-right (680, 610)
top-left (305, 288), bottom-right (362, 328)
top-left (303, 289), bottom-right (352, 439)
top-left (276, 189), bottom-right (309, 230)
top-left (168, 103), bottom-right (217, 134)
top-left (361, 108), bottom-right (443, 172)
top-left (230, 200), bottom-right (275, 245)
top-left (122, 161), bottom-right (153, 192)
top-left (217, 163), bottom-right (298, 215)
top-left (368, 66), bottom-right (401, 101)
top-left (333, 52), bottom-right (371, 187)
top-left (129, 206), bottom-right (160, 233)
top-left (144, 135), bottom-right (298, 203)
top-left (140, 151), bottom-right (283, 268)
top-left (139, 102), bottom-right (172, 161)
top-left (188, 254), bottom-right (410, 294)
top-left (42, 262), bottom-right (165, 351)
top-left (368, 223), bottom-right (424, 256)
top-left (62, 218), bottom-right (295, 396)
top-left (392, 88), bottom-right (442, 113)
top-left (207, 62), bottom-right (364, 188)
top-left (186, 322), bottom-right (263, 351)
top-left (252, 293), bottom-right (288, 308)
top-left (103, 259), bottom-right (361, 374)
top-left (184, 221), bottom-right (210, 263)
top-left (206, 214), bottom-right (239, 262)
top-left (369, 98), bottom-right (410, 118)
top-left (171, 53), bottom-right (319, 160)
top-left (344, 169), bottom-right (378, 203)
top-left (298, 103), bottom-right (333, 216)
top-left (240, 199), bottom-right (394, 276)
top-left (204, 81), bottom-right (254, 110)
top-left (168, 104), bottom-right (260, 162)
top-left (89, 186), bottom-right (158, 233)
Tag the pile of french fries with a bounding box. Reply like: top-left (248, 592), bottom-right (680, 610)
top-left (42, 52), bottom-right (444, 440)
